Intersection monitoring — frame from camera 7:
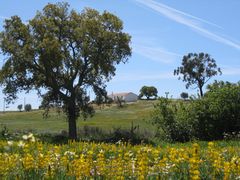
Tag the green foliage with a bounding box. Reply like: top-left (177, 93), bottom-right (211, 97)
top-left (17, 104), bottom-right (23, 112)
top-left (0, 2), bottom-right (131, 139)
top-left (139, 86), bottom-right (158, 100)
top-left (77, 123), bottom-right (153, 145)
top-left (187, 98), bottom-right (217, 140)
top-left (203, 81), bottom-right (240, 139)
top-left (174, 53), bottom-right (221, 97)
top-left (151, 98), bottom-right (194, 142)
top-left (151, 81), bottom-right (240, 141)
top-left (24, 104), bottom-right (32, 112)
top-left (0, 124), bottom-right (9, 139)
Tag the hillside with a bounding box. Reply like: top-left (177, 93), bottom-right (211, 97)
top-left (0, 100), bottom-right (156, 134)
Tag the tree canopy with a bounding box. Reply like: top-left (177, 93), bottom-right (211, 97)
top-left (24, 104), bottom-right (32, 112)
top-left (17, 104), bottom-right (23, 112)
top-left (180, 92), bottom-right (188, 100)
top-left (139, 86), bottom-right (158, 100)
top-left (0, 2), bottom-right (131, 139)
top-left (174, 53), bottom-right (221, 97)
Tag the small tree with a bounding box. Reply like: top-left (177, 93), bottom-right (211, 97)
top-left (165, 92), bottom-right (169, 99)
top-left (139, 86), bottom-right (158, 100)
top-left (180, 92), bottom-right (188, 100)
top-left (115, 96), bottom-right (125, 108)
top-left (174, 53), bottom-right (221, 97)
top-left (24, 104), bottom-right (32, 112)
top-left (17, 104), bottom-right (23, 112)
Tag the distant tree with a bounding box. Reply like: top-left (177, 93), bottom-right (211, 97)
top-left (174, 53), bottom-right (221, 97)
top-left (94, 94), bottom-right (106, 106)
top-left (94, 95), bottom-right (113, 106)
top-left (17, 104), bottom-right (23, 112)
top-left (24, 104), bottom-right (32, 112)
top-left (116, 96), bottom-right (125, 108)
top-left (180, 92), bottom-right (189, 100)
top-left (165, 92), bottom-right (169, 99)
top-left (139, 86), bottom-right (158, 100)
top-left (0, 3), bottom-right (131, 140)
top-left (106, 97), bottom-right (114, 104)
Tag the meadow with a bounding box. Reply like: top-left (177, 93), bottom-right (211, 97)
top-left (0, 101), bottom-right (155, 134)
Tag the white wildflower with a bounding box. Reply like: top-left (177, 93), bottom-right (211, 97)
top-left (30, 136), bottom-right (36, 142)
top-left (7, 141), bottom-right (13, 146)
top-left (22, 135), bottom-right (28, 140)
top-left (18, 140), bottom-right (25, 147)
top-left (28, 133), bottom-right (33, 138)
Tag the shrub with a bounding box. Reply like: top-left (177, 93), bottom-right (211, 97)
top-left (0, 124), bottom-right (9, 139)
top-left (151, 98), bottom-right (194, 142)
top-left (203, 81), bottom-right (240, 139)
top-left (151, 81), bottom-right (240, 141)
top-left (187, 98), bottom-right (217, 140)
top-left (77, 124), bottom-right (154, 145)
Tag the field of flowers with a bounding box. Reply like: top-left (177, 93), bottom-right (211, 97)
top-left (0, 134), bottom-right (240, 179)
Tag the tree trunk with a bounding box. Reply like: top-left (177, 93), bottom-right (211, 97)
top-left (198, 80), bottom-right (204, 97)
top-left (199, 86), bottom-right (203, 97)
top-left (68, 100), bottom-right (77, 140)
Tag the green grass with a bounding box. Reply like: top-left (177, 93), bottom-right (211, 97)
top-left (0, 100), bottom-right (156, 134)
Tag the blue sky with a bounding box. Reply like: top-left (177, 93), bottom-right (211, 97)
top-left (0, 0), bottom-right (240, 110)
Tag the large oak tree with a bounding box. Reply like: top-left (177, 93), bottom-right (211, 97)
top-left (0, 2), bottom-right (131, 139)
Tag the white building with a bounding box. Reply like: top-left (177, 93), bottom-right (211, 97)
top-left (108, 92), bottom-right (138, 102)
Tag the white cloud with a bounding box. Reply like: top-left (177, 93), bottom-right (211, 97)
top-left (134, 0), bottom-right (240, 50)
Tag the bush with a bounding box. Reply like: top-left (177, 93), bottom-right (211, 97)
top-left (0, 124), bottom-right (9, 139)
top-left (151, 81), bottom-right (240, 141)
top-left (187, 98), bottom-right (217, 140)
top-left (77, 124), bottom-right (154, 145)
top-left (203, 81), bottom-right (240, 139)
top-left (151, 98), bottom-right (194, 142)
top-left (24, 104), bottom-right (32, 112)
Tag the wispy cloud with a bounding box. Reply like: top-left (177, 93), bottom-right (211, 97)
top-left (133, 44), bottom-right (181, 64)
top-left (113, 71), bottom-right (174, 82)
top-left (130, 33), bottom-right (182, 64)
top-left (141, 0), bottom-right (222, 29)
top-left (134, 0), bottom-right (240, 50)
top-left (221, 65), bottom-right (240, 75)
